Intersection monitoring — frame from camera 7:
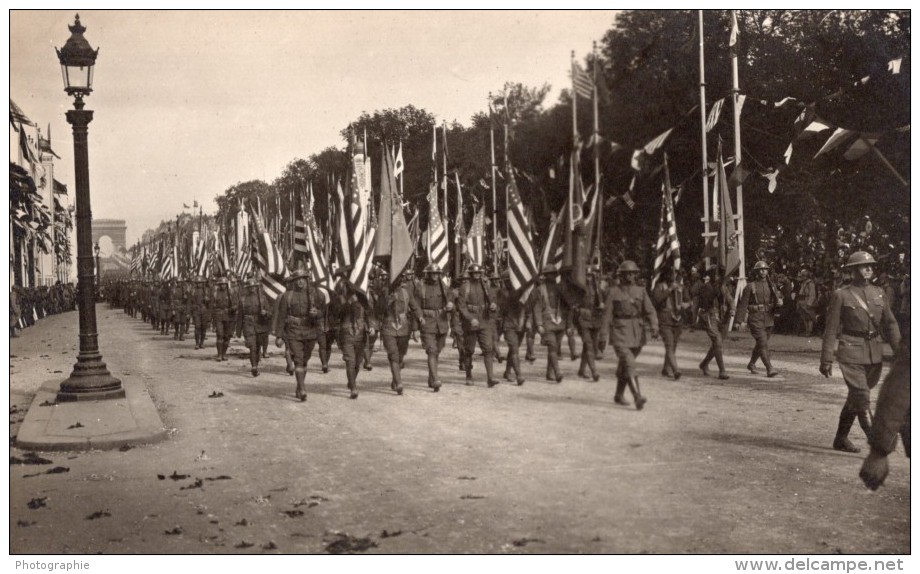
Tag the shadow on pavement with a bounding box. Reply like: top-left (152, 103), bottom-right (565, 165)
top-left (698, 431), bottom-right (865, 459)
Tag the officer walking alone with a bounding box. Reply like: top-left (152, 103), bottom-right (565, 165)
top-left (737, 260), bottom-right (782, 378)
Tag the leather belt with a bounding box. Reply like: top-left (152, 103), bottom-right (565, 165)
top-left (843, 328), bottom-right (879, 340)
top-left (748, 304), bottom-right (767, 311)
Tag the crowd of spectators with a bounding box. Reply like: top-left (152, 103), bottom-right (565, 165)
top-left (9, 282), bottom-right (77, 337)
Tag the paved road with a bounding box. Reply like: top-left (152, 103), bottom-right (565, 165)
top-left (9, 306), bottom-right (910, 554)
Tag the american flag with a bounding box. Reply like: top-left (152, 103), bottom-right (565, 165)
top-left (706, 98), bottom-right (725, 133)
top-left (334, 180), bottom-right (352, 271)
top-left (235, 246), bottom-right (252, 279)
top-left (572, 62), bottom-right (595, 100)
top-left (348, 161), bottom-right (367, 265)
top-left (465, 204), bottom-right (486, 266)
top-left (651, 182), bottom-right (681, 289)
top-left (427, 184), bottom-right (449, 271)
top-left (248, 202), bottom-right (287, 277)
top-left (539, 209), bottom-right (565, 273)
top-left (348, 221), bottom-right (376, 296)
top-left (214, 230), bottom-right (231, 277)
top-left (293, 192), bottom-right (308, 255)
top-left (505, 171), bottom-right (538, 298)
top-left (303, 191), bottom-right (335, 293)
top-left (193, 234), bottom-right (210, 278)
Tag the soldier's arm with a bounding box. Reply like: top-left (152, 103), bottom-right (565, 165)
top-left (820, 290), bottom-right (843, 364)
top-left (408, 288), bottom-right (424, 324)
top-left (736, 285), bottom-right (750, 324)
top-left (457, 291), bottom-right (474, 323)
top-left (643, 289), bottom-right (659, 333)
top-left (880, 298), bottom-right (902, 352)
top-left (271, 292), bottom-right (288, 337)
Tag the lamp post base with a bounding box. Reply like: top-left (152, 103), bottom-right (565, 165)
top-left (58, 354), bottom-right (124, 402)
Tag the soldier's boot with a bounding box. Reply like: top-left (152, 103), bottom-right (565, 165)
top-left (715, 350), bottom-right (730, 380)
top-left (578, 351), bottom-right (589, 379)
top-left (485, 353), bottom-right (499, 387)
top-left (627, 376), bottom-right (647, 410)
top-left (511, 351), bottom-right (524, 386)
top-left (587, 352), bottom-right (600, 382)
top-left (551, 351), bottom-right (563, 383)
top-left (833, 405), bottom-right (859, 453)
top-left (250, 349), bottom-right (260, 377)
top-left (221, 340), bottom-right (230, 361)
top-left (318, 343), bottom-right (330, 374)
top-left (178, 322), bottom-right (185, 341)
top-left (427, 353), bottom-right (441, 392)
top-left (261, 339), bottom-right (269, 359)
top-left (856, 410), bottom-right (872, 440)
top-left (748, 347), bottom-right (761, 373)
top-left (388, 357), bottom-right (404, 395)
top-left (525, 334), bottom-right (536, 362)
top-left (459, 348), bottom-right (467, 371)
top-left (699, 348), bottom-right (714, 376)
top-left (762, 351), bottom-right (779, 378)
top-left (345, 360), bottom-right (359, 399)
top-left (294, 368), bottom-right (307, 402)
top-left (569, 336), bottom-right (580, 361)
top-left (216, 342), bottom-right (223, 361)
top-left (285, 347), bottom-right (295, 375)
top-left (613, 376), bottom-right (630, 406)
top-left (464, 352), bottom-right (474, 385)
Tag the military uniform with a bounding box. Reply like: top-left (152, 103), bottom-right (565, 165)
top-left (534, 270), bottom-right (571, 383)
top-left (237, 279), bottom-right (272, 376)
top-left (576, 269), bottom-right (608, 382)
top-left (795, 271), bottom-right (817, 336)
top-left (695, 276), bottom-right (734, 379)
top-left (457, 267), bottom-right (499, 386)
top-left (209, 280), bottom-right (237, 361)
top-left (651, 276), bottom-right (689, 380)
top-left (410, 266), bottom-right (453, 391)
top-left (158, 281), bottom-right (172, 335)
top-left (171, 280), bottom-right (189, 340)
top-left (737, 262), bottom-right (782, 377)
top-left (498, 278), bottom-right (527, 385)
top-left (189, 278), bottom-right (211, 349)
top-left (335, 283), bottom-right (374, 398)
top-left (379, 276), bottom-right (413, 394)
top-left (604, 261), bottom-right (658, 409)
top-left (274, 270), bottom-right (328, 401)
top-left (821, 252), bottom-right (901, 452)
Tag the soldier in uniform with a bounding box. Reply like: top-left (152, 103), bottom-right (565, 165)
top-left (490, 272), bottom-right (506, 364)
top-left (575, 263), bottom-right (608, 382)
top-left (795, 268), bottom-right (817, 337)
top-left (336, 280), bottom-right (375, 399)
top-left (410, 263), bottom-right (453, 392)
top-left (457, 263), bottom-right (500, 387)
top-left (403, 266), bottom-right (421, 343)
top-left (273, 264), bottom-right (328, 401)
top-left (695, 267), bottom-right (734, 379)
top-left (209, 276), bottom-right (237, 362)
top-left (379, 269), bottom-right (414, 395)
top-left (498, 270), bottom-right (527, 385)
top-left (171, 278), bottom-right (189, 341)
top-left (523, 281), bottom-right (538, 363)
top-left (237, 271), bottom-right (272, 377)
top-left (451, 271), bottom-right (467, 372)
top-left (158, 279), bottom-right (172, 335)
top-left (534, 265), bottom-right (571, 383)
top-left (736, 260), bottom-right (782, 377)
top-left (364, 268), bottom-right (386, 370)
top-left (605, 260), bottom-right (658, 410)
top-left (189, 275), bottom-right (211, 349)
top-left (651, 268), bottom-right (690, 380)
top-left (820, 251), bottom-right (901, 453)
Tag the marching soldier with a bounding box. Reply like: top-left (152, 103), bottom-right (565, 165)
top-left (365, 268), bottom-right (386, 370)
top-left (273, 264), bottom-right (328, 401)
top-left (795, 268), bottom-right (817, 337)
top-left (410, 263), bottom-right (452, 392)
top-left (498, 270), bottom-right (527, 385)
top-left (575, 263), bottom-right (608, 382)
top-left (523, 283), bottom-right (538, 363)
top-left (403, 266), bottom-right (421, 343)
top-left (171, 278), bottom-right (189, 341)
top-left (651, 268), bottom-right (690, 380)
top-left (737, 260), bottom-right (782, 377)
top-left (490, 272), bottom-right (506, 364)
top-left (209, 276), bottom-right (237, 362)
top-left (158, 279), bottom-right (172, 335)
top-left (605, 260), bottom-right (658, 410)
top-left (189, 276), bottom-right (211, 349)
top-left (820, 251), bottom-right (901, 453)
top-left (534, 265), bottom-right (571, 383)
top-left (379, 269), bottom-right (414, 395)
top-left (457, 263), bottom-right (500, 387)
top-left (451, 272), bottom-right (468, 372)
top-left (336, 280), bottom-right (375, 399)
top-left (695, 267), bottom-right (734, 379)
top-left (237, 271), bottom-right (272, 377)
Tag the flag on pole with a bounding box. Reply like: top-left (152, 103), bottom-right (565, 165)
top-left (572, 62), bottom-right (595, 100)
top-left (427, 183), bottom-right (449, 271)
top-left (394, 142), bottom-right (404, 178)
top-left (715, 143), bottom-right (740, 277)
top-left (348, 217), bottom-right (376, 296)
top-left (651, 182), bottom-right (681, 288)
top-left (248, 202), bottom-right (287, 276)
top-left (303, 190), bottom-right (335, 292)
top-left (465, 204), bottom-right (486, 266)
top-left (705, 98), bottom-right (725, 132)
top-left (505, 170), bottom-right (538, 298)
top-left (729, 10), bottom-right (739, 56)
top-left (539, 209), bottom-right (565, 273)
top-left (407, 208), bottom-right (420, 254)
top-left (333, 180), bottom-right (352, 271)
top-left (562, 149), bottom-right (587, 293)
top-left (293, 190), bottom-right (309, 255)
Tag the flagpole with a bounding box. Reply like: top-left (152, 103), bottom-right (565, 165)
top-left (442, 121), bottom-right (448, 247)
top-left (502, 91), bottom-right (510, 271)
top-left (730, 9), bottom-right (747, 295)
top-left (489, 92), bottom-right (498, 267)
top-left (592, 42), bottom-right (602, 270)
top-left (699, 10), bottom-right (713, 271)
top-left (570, 51), bottom-right (577, 235)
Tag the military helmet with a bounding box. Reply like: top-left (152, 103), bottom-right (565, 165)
top-left (216, 276), bottom-right (229, 285)
top-left (617, 260), bottom-right (640, 274)
top-left (289, 263), bottom-right (310, 280)
top-left (844, 251), bottom-right (876, 267)
top-left (423, 263), bottom-right (442, 275)
top-left (468, 263), bottom-right (482, 274)
top-left (246, 272), bottom-right (261, 287)
top-left (752, 260), bottom-right (770, 271)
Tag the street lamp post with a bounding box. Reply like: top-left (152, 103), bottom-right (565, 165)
top-left (56, 14), bottom-right (123, 402)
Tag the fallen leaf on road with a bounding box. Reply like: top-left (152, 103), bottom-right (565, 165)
top-left (235, 518), bottom-right (250, 526)
top-left (205, 475), bottom-right (232, 481)
top-left (168, 471), bottom-right (190, 481)
top-left (281, 510), bottom-right (304, 518)
top-left (262, 541), bottom-right (278, 550)
top-left (457, 476), bottom-right (477, 480)
top-left (86, 510), bottom-right (111, 520)
top-left (10, 453), bottom-right (53, 465)
top-left (27, 497), bottom-right (48, 509)
top-left (38, 400), bottom-right (57, 407)
top-left (23, 466), bottom-right (70, 478)
top-left (17, 520), bottom-right (36, 527)
top-left (235, 541), bottom-right (255, 548)
top-left (380, 529), bottom-right (403, 538)
top-left (180, 478), bottom-right (204, 490)
top-left (460, 495), bottom-right (486, 500)
top-left (67, 422), bottom-right (85, 429)
top-left (208, 391), bottom-right (224, 398)
top-left (324, 532), bottom-right (378, 554)
top-left (164, 526), bottom-right (184, 535)
top-left (195, 450), bottom-right (210, 461)
top-left (512, 537), bottom-right (544, 547)
top-left (119, 444), bottom-right (133, 452)
top-left (52, 370), bottom-right (62, 373)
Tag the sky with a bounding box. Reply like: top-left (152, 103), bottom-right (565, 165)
top-left (10, 9), bottom-right (619, 246)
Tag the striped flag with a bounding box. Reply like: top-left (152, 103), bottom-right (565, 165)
top-left (131, 250), bottom-right (141, 275)
top-left (235, 246), bottom-right (252, 279)
top-left (407, 208), bottom-right (420, 254)
top-left (249, 202), bottom-right (287, 276)
top-left (426, 183), bottom-right (449, 271)
top-left (505, 170), bottom-right (538, 299)
top-left (705, 98), bottom-right (725, 132)
top-left (334, 180), bottom-right (352, 271)
top-left (348, 221), bottom-right (376, 295)
top-left (465, 204), bottom-right (486, 266)
top-left (303, 191), bottom-right (335, 293)
top-left (651, 182), bottom-right (681, 289)
top-left (293, 192), bottom-right (308, 255)
top-left (572, 62), bottom-right (595, 100)
top-left (539, 209), bottom-right (565, 273)
top-left (214, 230), bottom-right (231, 277)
